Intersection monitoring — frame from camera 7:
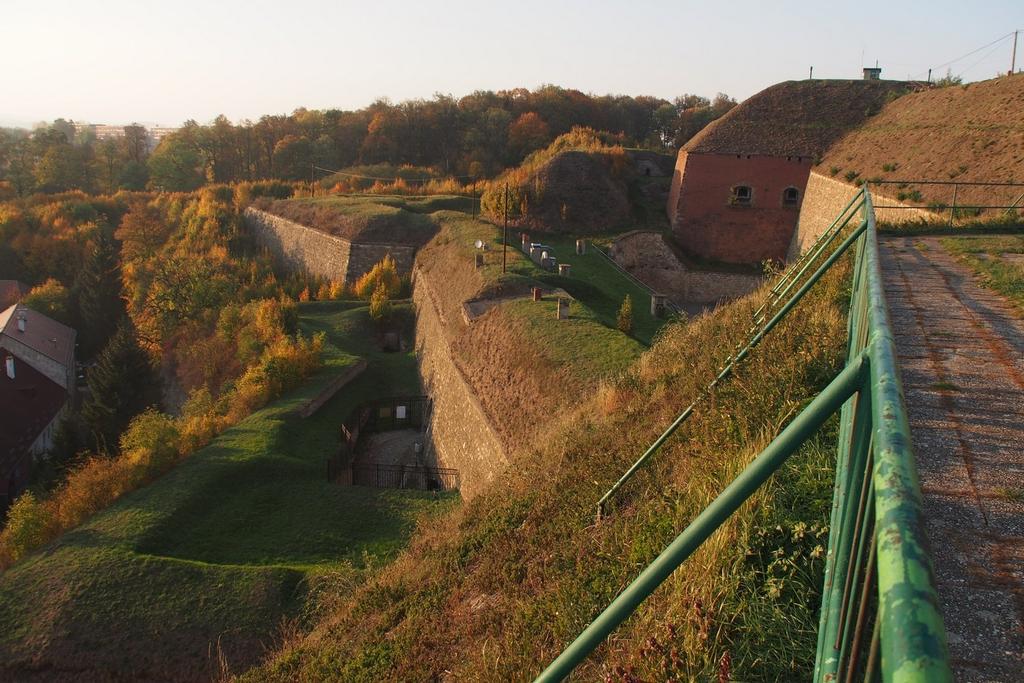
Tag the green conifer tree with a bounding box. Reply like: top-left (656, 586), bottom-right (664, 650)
top-left (81, 323), bottom-right (160, 454)
top-left (74, 230), bottom-right (125, 358)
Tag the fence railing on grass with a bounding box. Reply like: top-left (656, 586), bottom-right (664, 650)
top-left (535, 186), bottom-right (951, 683)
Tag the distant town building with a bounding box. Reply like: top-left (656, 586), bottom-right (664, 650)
top-left (0, 304), bottom-right (76, 514)
top-left (71, 122), bottom-right (178, 150)
top-left (666, 79), bottom-right (908, 266)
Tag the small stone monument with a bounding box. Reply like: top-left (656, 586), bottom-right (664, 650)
top-left (558, 263), bottom-right (572, 276)
top-left (530, 246), bottom-right (543, 264)
top-left (556, 297), bottom-right (569, 320)
top-left (532, 287), bottom-right (543, 302)
top-left (521, 233), bottom-right (530, 252)
top-left (475, 253), bottom-right (485, 268)
top-left (576, 239), bottom-right (587, 255)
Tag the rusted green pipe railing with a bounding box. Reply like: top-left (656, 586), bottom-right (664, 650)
top-left (536, 355), bottom-right (868, 683)
top-left (596, 214), bottom-right (868, 518)
top-left (754, 191), bottom-right (864, 324)
top-left (539, 187), bottom-right (951, 682)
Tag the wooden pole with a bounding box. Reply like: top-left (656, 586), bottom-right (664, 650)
top-left (502, 184), bottom-right (509, 273)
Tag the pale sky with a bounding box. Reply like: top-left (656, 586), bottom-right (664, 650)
top-left (2, 0), bottom-right (1021, 128)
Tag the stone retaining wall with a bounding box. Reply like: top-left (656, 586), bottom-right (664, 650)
top-left (413, 267), bottom-right (508, 499)
top-left (244, 208), bottom-right (417, 282)
top-left (789, 172), bottom-right (938, 258)
top-left (609, 231), bottom-right (762, 306)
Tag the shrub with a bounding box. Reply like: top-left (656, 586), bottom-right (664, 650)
top-left (354, 255), bottom-right (401, 299)
top-left (369, 282), bottom-right (393, 322)
top-left (0, 493), bottom-right (55, 566)
top-left (617, 294), bottom-right (634, 335)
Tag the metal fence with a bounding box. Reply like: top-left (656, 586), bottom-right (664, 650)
top-left (868, 178), bottom-right (1024, 226)
top-left (535, 187), bottom-right (951, 682)
top-left (352, 463), bottom-right (460, 491)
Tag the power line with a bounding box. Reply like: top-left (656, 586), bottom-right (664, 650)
top-left (927, 31), bottom-right (1017, 75)
top-left (956, 39), bottom-right (1013, 79)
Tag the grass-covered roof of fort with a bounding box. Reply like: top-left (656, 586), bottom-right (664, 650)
top-left (252, 194), bottom-right (471, 246)
top-left (683, 79), bottom-right (912, 158)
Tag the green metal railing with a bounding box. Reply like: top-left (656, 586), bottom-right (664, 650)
top-left (536, 188), bottom-right (951, 682)
top-left (596, 190), bottom-right (866, 519)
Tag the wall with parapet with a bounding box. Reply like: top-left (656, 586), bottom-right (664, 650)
top-left (244, 208), bottom-right (417, 282)
top-left (789, 172), bottom-right (938, 258)
top-left (609, 231), bottom-right (762, 306)
top-left (412, 267), bottom-right (508, 499)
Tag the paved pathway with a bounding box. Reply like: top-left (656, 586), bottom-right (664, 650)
top-left (881, 236), bottom-right (1024, 682)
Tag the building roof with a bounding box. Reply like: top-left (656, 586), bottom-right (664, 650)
top-left (0, 355), bottom-right (66, 476)
top-left (682, 79), bottom-right (912, 158)
top-left (0, 304), bottom-right (76, 371)
top-left (0, 281), bottom-right (29, 310)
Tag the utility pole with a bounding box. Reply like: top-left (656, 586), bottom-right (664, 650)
top-left (809, 65), bottom-right (813, 79)
top-left (502, 184), bottom-right (509, 273)
top-left (927, 68), bottom-right (932, 84)
top-left (1011, 30), bottom-right (1019, 76)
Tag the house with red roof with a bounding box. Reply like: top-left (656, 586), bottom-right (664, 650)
top-left (0, 304), bottom-right (77, 514)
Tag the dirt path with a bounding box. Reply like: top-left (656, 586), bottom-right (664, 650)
top-left (881, 236), bottom-right (1024, 682)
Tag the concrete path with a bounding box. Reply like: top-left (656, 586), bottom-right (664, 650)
top-left (881, 236), bottom-right (1024, 682)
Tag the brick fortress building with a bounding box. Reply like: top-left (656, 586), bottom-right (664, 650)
top-left (666, 79), bottom-right (909, 266)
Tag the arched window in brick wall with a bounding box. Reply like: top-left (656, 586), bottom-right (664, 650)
top-left (730, 185), bottom-right (752, 205)
top-left (782, 186), bottom-right (800, 207)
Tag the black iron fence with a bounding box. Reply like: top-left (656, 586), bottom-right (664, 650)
top-left (352, 463), bottom-right (460, 491)
top-left (326, 395), bottom-right (459, 491)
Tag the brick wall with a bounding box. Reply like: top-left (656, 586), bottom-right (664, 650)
top-left (668, 152), bottom-right (812, 264)
top-left (789, 172), bottom-right (938, 258)
top-left (244, 208), bottom-right (417, 282)
top-left (609, 231), bottom-right (762, 305)
top-left (413, 267), bottom-right (508, 499)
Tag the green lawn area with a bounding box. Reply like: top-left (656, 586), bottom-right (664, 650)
top-left (0, 301), bottom-right (455, 676)
top-left (434, 212), bottom-right (669, 346)
top-left (531, 234), bottom-right (665, 345)
top-left (502, 298), bottom-right (645, 379)
top-left (941, 234), bottom-right (1024, 315)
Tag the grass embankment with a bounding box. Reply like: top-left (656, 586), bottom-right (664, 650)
top-left (941, 234), bottom-right (1024, 314)
top-left (254, 194), bottom-right (468, 245)
top-left (0, 302), bottom-right (455, 680)
top-left (247, 252), bottom-right (852, 681)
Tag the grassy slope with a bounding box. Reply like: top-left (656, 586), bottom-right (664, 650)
top-left (246, 256), bottom-right (852, 681)
top-left (940, 234), bottom-right (1024, 314)
top-left (0, 302), bottom-right (454, 681)
top-left (818, 75), bottom-right (1024, 207)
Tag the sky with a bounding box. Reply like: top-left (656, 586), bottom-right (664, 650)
top-left (2, 0), bottom-right (1022, 128)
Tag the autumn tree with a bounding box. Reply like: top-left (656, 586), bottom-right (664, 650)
top-left (508, 112), bottom-right (551, 158)
top-left (22, 279), bottom-right (71, 325)
top-left (147, 134), bottom-right (204, 191)
top-left (617, 294), bottom-right (633, 335)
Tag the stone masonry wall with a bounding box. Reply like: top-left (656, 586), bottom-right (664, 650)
top-left (413, 267), bottom-right (508, 499)
top-left (609, 231), bottom-right (762, 306)
top-left (244, 208), bottom-right (417, 282)
top-left (789, 172), bottom-right (938, 258)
